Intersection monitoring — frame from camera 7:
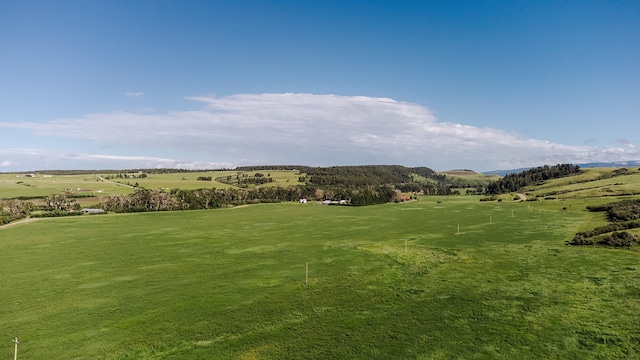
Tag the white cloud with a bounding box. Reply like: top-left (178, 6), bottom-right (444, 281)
top-left (0, 148), bottom-right (233, 171)
top-left (0, 93), bottom-right (638, 171)
top-left (617, 139), bottom-right (636, 148)
top-left (125, 92), bottom-right (144, 98)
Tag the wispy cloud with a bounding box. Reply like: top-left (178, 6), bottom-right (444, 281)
top-left (0, 148), bottom-right (232, 171)
top-left (0, 93), bottom-right (638, 171)
top-left (125, 92), bottom-right (144, 98)
top-left (617, 139), bottom-right (636, 148)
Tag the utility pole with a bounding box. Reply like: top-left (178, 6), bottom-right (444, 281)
top-left (13, 338), bottom-right (19, 360)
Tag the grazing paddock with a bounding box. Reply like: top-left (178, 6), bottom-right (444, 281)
top-left (1, 197), bottom-right (639, 359)
top-left (0, 170), bottom-right (305, 199)
top-left (0, 173), bottom-right (132, 199)
top-left (523, 167), bottom-right (640, 199)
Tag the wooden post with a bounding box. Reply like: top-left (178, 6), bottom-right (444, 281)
top-left (13, 338), bottom-right (19, 360)
top-left (305, 262), bottom-right (308, 285)
top-left (457, 224), bottom-right (460, 234)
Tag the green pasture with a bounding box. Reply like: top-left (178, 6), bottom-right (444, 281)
top-left (0, 171), bottom-right (304, 201)
top-left (439, 171), bottom-right (501, 182)
top-left (0, 173), bottom-right (132, 200)
top-left (1, 196), bottom-right (639, 359)
top-left (119, 170), bottom-right (303, 190)
top-left (107, 171), bottom-right (239, 190)
top-left (524, 167), bottom-right (640, 199)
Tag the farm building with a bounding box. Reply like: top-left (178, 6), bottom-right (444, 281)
top-left (82, 208), bottom-right (105, 214)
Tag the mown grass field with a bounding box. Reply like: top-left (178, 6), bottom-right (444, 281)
top-left (2, 196), bottom-right (639, 359)
top-left (524, 167), bottom-right (640, 199)
top-left (0, 170), bottom-right (303, 207)
top-left (108, 170), bottom-right (302, 190)
top-left (0, 173), bottom-right (132, 199)
top-left (439, 170), bottom-right (501, 182)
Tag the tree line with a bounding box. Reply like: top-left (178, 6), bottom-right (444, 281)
top-left (486, 164), bottom-right (581, 194)
top-left (0, 195), bottom-right (81, 224)
top-left (98, 184), bottom-right (404, 212)
top-left (1, 183), bottom-right (405, 218)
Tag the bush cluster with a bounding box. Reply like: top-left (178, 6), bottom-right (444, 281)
top-left (569, 199), bottom-right (640, 248)
top-left (31, 211), bottom-right (83, 218)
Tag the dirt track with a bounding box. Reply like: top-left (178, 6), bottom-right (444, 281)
top-left (0, 217), bottom-right (42, 229)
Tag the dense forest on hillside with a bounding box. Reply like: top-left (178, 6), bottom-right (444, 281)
top-left (486, 164), bottom-right (581, 194)
top-left (219, 165), bottom-right (453, 194)
top-left (237, 165), bottom-right (452, 195)
top-left (237, 165), bottom-right (445, 186)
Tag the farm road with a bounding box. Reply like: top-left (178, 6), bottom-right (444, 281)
top-left (97, 176), bottom-right (135, 188)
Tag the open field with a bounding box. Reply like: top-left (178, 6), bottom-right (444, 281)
top-left (436, 170), bottom-right (501, 190)
top-left (107, 170), bottom-right (303, 190)
top-left (2, 197), bottom-right (639, 358)
top-left (0, 170), bottom-right (304, 201)
top-left (523, 167), bottom-right (640, 200)
top-left (0, 173), bottom-right (132, 202)
top-left (439, 170), bottom-right (501, 182)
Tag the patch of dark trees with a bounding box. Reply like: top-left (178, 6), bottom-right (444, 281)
top-left (0, 199), bottom-right (34, 225)
top-left (216, 173), bottom-right (276, 187)
top-left (300, 165), bottom-right (444, 187)
top-left (237, 165), bottom-right (452, 195)
top-left (568, 199), bottom-right (640, 248)
top-left (486, 164), bottom-right (581, 194)
top-left (0, 195), bottom-right (82, 224)
top-left (237, 165), bottom-right (445, 185)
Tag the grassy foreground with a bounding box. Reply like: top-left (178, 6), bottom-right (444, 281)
top-left (1, 197), bottom-right (639, 359)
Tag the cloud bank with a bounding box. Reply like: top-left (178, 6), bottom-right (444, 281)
top-left (1, 93), bottom-right (638, 171)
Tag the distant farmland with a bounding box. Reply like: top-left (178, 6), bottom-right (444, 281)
top-left (0, 170), bottom-right (304, 205)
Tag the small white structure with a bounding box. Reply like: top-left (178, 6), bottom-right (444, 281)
top-left (299, 198), bottom-right (307, 204)
top-left (82, 208), bottom-right (105, 214)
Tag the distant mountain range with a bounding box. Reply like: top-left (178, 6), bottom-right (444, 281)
top-left (483, 160), bottom-right (640, 177)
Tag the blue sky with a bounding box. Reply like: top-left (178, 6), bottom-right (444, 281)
top-left (1, 1), bottom-right (638, 172)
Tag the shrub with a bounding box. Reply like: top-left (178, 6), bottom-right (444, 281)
top-left (597, 231), bottom-right (638, 247)
top-left (31, 211), bottom-right (83, 218)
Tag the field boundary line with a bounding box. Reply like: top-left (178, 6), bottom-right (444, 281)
top-left (0, 217), bottom-right (43, 229)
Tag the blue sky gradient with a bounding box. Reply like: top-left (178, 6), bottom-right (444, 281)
top-left (1, 1), bottom-right (638, 171)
